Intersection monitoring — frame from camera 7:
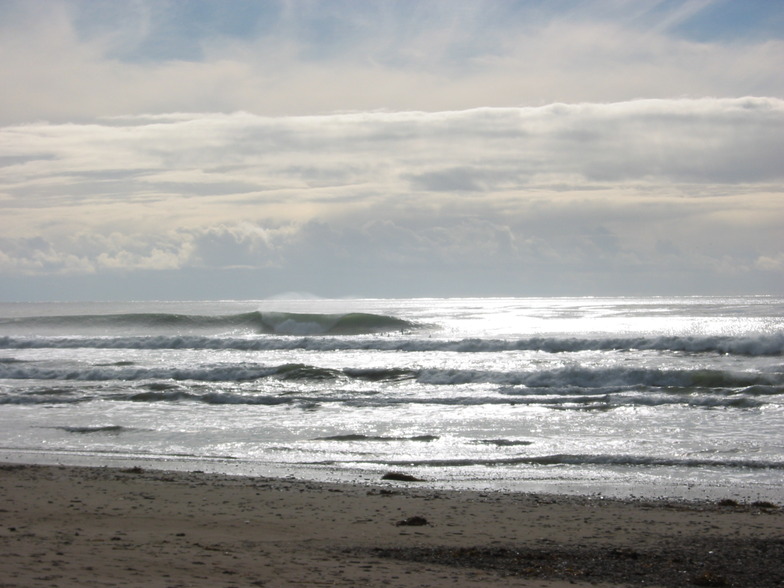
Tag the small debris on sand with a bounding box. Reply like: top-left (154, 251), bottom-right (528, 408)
top-left (396, 516), bottom-right (430, 527)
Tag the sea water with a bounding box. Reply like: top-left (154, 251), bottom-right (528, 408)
top-left (0, 296), bottom-right (782, 502)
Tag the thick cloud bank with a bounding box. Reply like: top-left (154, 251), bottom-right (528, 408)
top-left (1, 98), bottom-right (782, 298)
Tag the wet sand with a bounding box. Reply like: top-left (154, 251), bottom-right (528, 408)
top-left (0, 464), bottom-right (782, 587)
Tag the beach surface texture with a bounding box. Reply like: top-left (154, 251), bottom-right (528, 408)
top-left (0, 464), bottom-right (782, 587)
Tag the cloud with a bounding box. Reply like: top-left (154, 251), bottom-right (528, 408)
top-left (756, 253), bottom-right (784, 272)
top-left (0, 1), bottom-right (782, 298)
top-left (1, 101), bottom-right (782, 286)
top-left (1, 1), bottom-right (783, 123)
top-left (2, 99), bottom-right (782, 225)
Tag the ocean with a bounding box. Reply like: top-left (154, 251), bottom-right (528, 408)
top-left (1, 296), bottom-right (782, 502)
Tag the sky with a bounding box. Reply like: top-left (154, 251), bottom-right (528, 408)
top-left (0, 0), bottom-right (782, 301)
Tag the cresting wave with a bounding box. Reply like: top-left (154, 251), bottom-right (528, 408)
top-left (1, 362), bottom-right (782, 389)
top-left (1, 366), bottom-right (780, 410)
top-left (0, 311), bottom-right (416, 336)
top-left (0, 362), bottom-right (418, 383)
top-left (2, 333), bottom-right (782, 355)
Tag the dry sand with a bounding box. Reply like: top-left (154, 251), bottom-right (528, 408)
top-left (0, 464), bottom-right (782, 587)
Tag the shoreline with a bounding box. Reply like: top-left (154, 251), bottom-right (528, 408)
top-left (2, 447), bottom-right (782, 505)
top-left (1, 463), bottom-right (782, 587)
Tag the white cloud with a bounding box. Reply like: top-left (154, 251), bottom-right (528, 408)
top-left (755, 253), bottom-right (784, 272)
top-left (1, 101), bottom-right (782, 285)
top-left (2, 100), bottom-right (782, 224)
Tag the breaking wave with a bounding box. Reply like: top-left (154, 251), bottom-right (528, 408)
top-left (2, 333), bottom-right (782, 355)
top-left (0, 365), bottom-right (780, 410)
top-left (2, 361), bottom-right (781, 390)
top-left (0, 362), bottom-right (419, 383)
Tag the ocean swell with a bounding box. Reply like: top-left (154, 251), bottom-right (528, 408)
top-left (0, 310), bottom-right (417, 337)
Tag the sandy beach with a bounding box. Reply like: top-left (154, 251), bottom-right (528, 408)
top-left (0, 464), bottom-right (782, 587)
